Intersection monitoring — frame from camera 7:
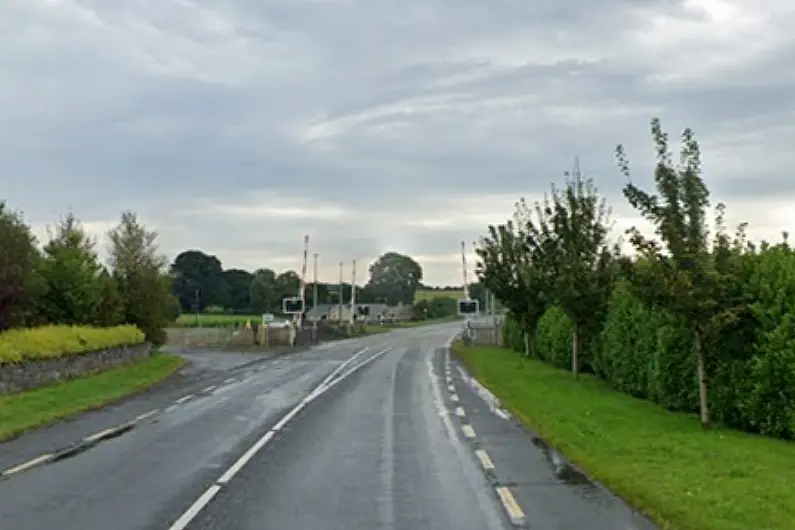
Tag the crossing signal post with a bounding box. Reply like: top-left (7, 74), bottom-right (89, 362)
top-left (282, 297), bottom-right (305, 315)
top-left (457, 299), bottom-right (479, 316)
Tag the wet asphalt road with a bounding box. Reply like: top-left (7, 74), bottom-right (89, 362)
top-left (0, 324), bottom-right (657, 530)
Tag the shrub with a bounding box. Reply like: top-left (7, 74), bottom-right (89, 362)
top-left (0, 325), bottom-right (146, 363)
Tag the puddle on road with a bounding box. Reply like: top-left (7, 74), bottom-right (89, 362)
top-left (531, 435), bottom-right (595, 488)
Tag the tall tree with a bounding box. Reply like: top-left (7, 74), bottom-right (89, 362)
top-left (477, 198), bottom-right (556, 356)
top-left (249, 268), bottom-right (277, 313)
top-left (107, 211), bottom-right (173, 345)
top-left (218, 269), bottom-right (254, 312)
top-left (94, 268), bottom-right (124, 327)
top-left (548, 163), bottom-right (618, 378)
top-left (615, 117), bottom-right (745, 427)
top-left (367, 252), bottom-right (423, 305)
top-left (39, 213), bottom-right (103, 325)
top-left (0, 202), bottom-right (44, 330)
top-left (170, 250), bottom-right (224, 312)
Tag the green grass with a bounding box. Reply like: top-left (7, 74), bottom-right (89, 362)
top-left (414, 289), bottom-right (465, 302)
top-left (453, 342), bottom-right (795, 530)
top-left (0, 353), bottom-right (185, 442)
top-left (173, 313), bottom-right (263, 328)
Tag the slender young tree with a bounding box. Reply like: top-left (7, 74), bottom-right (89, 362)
top-left (548, 159), bottom-right (618, 379)
top-left (615, 118), bottom-right (747, 427)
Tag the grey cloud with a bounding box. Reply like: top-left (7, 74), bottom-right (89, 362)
top-left (2, 0), bottom-right (795, 283)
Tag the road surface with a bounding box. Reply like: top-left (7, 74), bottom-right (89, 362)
top-left (0, 324), bottom-right (657, 530)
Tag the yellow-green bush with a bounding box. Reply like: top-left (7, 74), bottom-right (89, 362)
top-left (0, 325), bottom-right (146, 363)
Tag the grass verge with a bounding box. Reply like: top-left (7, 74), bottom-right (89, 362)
top-left (452, 342), bottom-right (795, 530)
top-left (0, 353), bottom-right (185, 442)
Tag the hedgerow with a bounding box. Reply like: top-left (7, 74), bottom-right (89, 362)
top-left (478, 117), bottom-right (795, 440)
top-left (0, 325), bottom-right (146, 363)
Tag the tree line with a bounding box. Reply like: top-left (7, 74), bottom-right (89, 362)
top-left (0, 208), bottom-right (177, 344)
top-left (476, 118), bottom-right (795, 440)
top-left (170, 249), bottom-right (429, 315)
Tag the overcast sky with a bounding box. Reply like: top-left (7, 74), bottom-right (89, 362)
top-left (3, 0), bottom-right (795, 286)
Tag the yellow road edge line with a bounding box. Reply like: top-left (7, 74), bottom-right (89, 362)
top-left (462, 424), bottom-right (476, 438)
top-left (496, 486), bottom-right (525, 521)
top-left (475, 449), bottom-right (495, 470)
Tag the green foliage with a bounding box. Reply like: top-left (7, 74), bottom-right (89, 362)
top-left (0, 202), bottom-right (45, 331)
top-left (0, 325), bottom-right (145, 363)
top-left (478, 117), bottom-right (795, 442)
top-left (38, 213), bottom-right (103, 326)
top-left (411, 296), bottom-right (457, 320)
top-left (367, 251), bottom-right (423, 305)
top-left (107, 211), bottom-right (173, 346)
top-left (547, 164), bottom-right (618, 375)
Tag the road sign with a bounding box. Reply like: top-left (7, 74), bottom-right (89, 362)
top-left (282, 297), bottom-right (304, 314)
top-left (458, 299), bottom-right (479, 315)
top-left (262, 313), bottom-right (274, 322)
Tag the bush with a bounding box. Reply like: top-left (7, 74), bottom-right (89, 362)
top-left (524, 244), bottom-right (795, 440)
top-left (0, 325), bottom-right (145, 363)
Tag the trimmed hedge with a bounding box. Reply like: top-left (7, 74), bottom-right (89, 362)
top-left (0, 325), bottom-right (146, 364)
top-left (507, 246), bottom-right (795, 439)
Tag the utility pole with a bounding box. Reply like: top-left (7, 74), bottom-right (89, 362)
top-left (297, 235), bottom-right (309, 329)
top-left (338, 261), bottom-right (344, 323)
top-left (312, 252), bottom-right (319, 329)
top-left (350, 259), bottom-right (357, 326)
top-left (461, 240), bottom-right (470, 300)
top-left (194, 287), bottom-right (200, 327)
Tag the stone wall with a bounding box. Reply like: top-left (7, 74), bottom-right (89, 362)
top-left (0, 342), bottom-right (151, 395)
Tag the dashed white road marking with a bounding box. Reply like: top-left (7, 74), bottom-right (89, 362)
top-left (462, 424), bottom-right (476, 438)
top-left (165, 404), bottom-right (177, 413)
top-left (475, 449), bottom-right (495, 470)
top-left (175, 394), bottom-right (194, 404)
top-left (455, 406), bottom-right (466, 417)
top-left (203, 385), bottom-right (217, 393)
top-left (224, 377), bottom-right (235, 384)
top-left (451, 393), bottom-right (459, 402)
top-left (447, 384), bottom-right (455, 392)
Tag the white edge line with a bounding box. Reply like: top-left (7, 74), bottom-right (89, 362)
top-left (166, 484), bottom-right (222, 530)
top-left (1, 453), bottom-right (54, 476)
top-left (136, 409), bottom-right (160, 422)
top-left (84, 427), bottom-right (119, 443)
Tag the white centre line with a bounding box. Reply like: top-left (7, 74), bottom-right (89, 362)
top-left (165, 345), bottom-right (393, 530)
top-left (175, 394), bottom-right (194, 404)
top-left (455, 406), bottom-right (466, 417)
top-left (451, 393), bottom-right (459, 402)
top-left (203, 385), bottom-right (217, 393)
top-left (462, 424), bottom-right (476, 438)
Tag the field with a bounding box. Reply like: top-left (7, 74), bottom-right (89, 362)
top-left (452, 342), bottom-right (795, 530)
top-left (414, 289), bottom-right (465, 302)
top-left (173, 313), bottom-right (267, 328)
